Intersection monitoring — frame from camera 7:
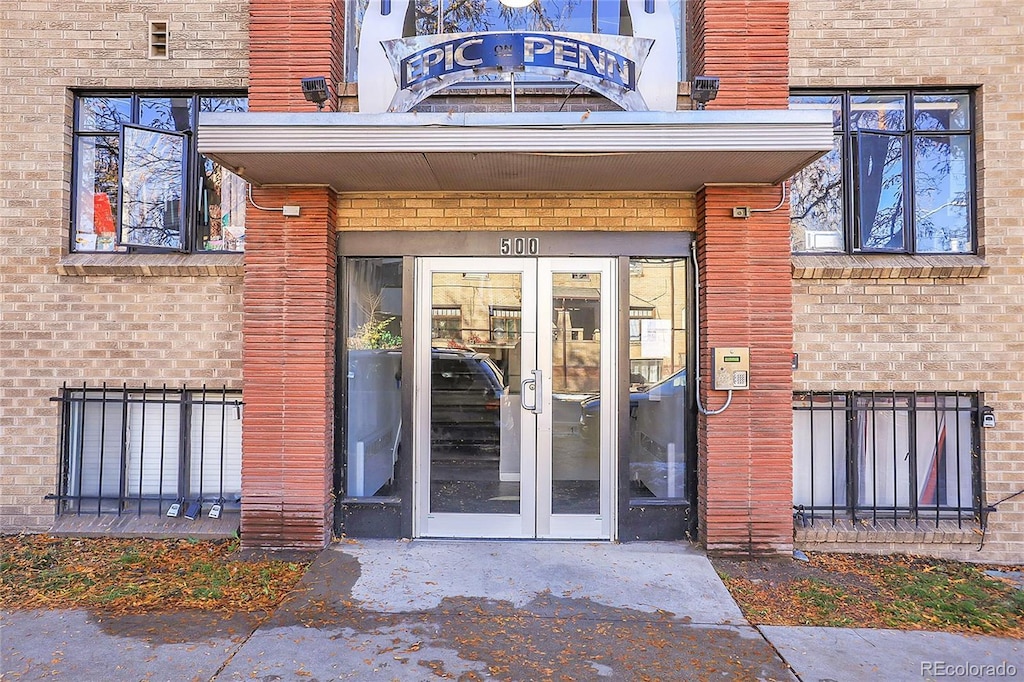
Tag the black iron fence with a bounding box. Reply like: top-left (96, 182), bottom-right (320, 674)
top-left (48, 383), bottom-right (243, 518)
top-left (793, 391), bottom-right (983, 527)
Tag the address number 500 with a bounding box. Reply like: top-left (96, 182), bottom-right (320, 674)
top-left (499, 237), bottom-right (540, 256)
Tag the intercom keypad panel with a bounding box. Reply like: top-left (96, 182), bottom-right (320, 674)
top-left (711, 347), bottom-right (750, 390)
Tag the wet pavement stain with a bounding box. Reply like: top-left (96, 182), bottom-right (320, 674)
top-left (92, 610), bottom-right (268, 645)
top-left (39, 548), bottom-right (791, 680)
top-left (251, 549), bottom-right (795, 681)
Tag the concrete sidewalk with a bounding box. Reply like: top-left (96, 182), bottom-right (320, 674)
top-left (2, 540), bottom-right (1021, 681)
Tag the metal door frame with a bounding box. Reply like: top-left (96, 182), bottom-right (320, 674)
top-left (414, 256), bottom-right (616, 539)
top-left (335, 232), bottom-right (696, 542)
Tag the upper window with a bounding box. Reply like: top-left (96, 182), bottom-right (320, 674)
top-left (431, 306), bottom-right (463, 340)
top-left (72, 93), bottom-right (248, 253)
top-left (628, 306), bottom-right (654, 342)
top-left (789, 89), bottom-right (974, 255)
top-left (489, 306), bottom-right (521, 344)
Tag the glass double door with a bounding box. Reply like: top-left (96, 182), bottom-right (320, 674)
top-left (415, 258), bottom-right (616, 539)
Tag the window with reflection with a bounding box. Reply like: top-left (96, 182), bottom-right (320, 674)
top-left (346, 0), bottom-right (685, 82)
top-left (489, 306), bottom-right (521, 344)
top-left (431, 306), bottom-right (463, 340)
top-left (343, 257), bottom-right (404, 498)
top-left (72, 93), bottom-right (247, 253)
top-left (789, 89), bottom-right (974, 255)
top-left (626, 258), bottom-right (688, 500)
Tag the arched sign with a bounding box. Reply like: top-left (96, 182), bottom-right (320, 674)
top-left (384, 31), bottom-right (652, 112)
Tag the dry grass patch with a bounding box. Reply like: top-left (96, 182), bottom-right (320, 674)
top-left (0, 534), bottom-right (309, 614)
top-left (714, 552), bottom-right (1024, 638)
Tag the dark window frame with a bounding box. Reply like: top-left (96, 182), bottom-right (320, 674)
top-left (789, 88), bottom-right (977, 256)
top-left (71, 91), bottom-right (248, 254)
top-left (49, 383), bottom-right (244, 517)
top-left (792, 390), bottom-right (983, 528)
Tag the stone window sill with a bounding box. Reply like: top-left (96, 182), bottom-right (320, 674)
top-left (792, 254), bottom-right (988, 280)
top-left (57, 252), bottom-right (244, 277)
top-left (50, 511), bottom-right (239, 540)
top-left (794, 518), bottom-right (981, 545)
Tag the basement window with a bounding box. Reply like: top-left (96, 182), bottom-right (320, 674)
top-left (51, 384), bottom-right (243, 517)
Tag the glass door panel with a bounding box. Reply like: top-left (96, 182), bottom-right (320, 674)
top-left (537, 259), bottom-right (615, 539)
top-left (428, 271), bottom-right (522, 515)
top-left (549, 271), bottom-right (602, 515)
top-left (415, 257), bottom-right (613, 540)
top-left (416, 259), bottom-right (537, 538)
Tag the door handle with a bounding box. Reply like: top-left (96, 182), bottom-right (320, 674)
top-left (520, 369), bottom-right (543, 415)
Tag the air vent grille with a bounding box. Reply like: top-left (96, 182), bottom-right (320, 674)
top-left (149, 21), bottom-right (168, 59)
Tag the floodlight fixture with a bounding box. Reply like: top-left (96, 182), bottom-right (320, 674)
top-left (690, 76), bottom-right (720, 110)
top-left (301, 76), bottom-right (332, 110)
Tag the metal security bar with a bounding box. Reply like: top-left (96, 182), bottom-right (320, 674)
top-left (793, 391), bottom-right (982, 528)
top-left (48, 383), bottom-right (243, 518)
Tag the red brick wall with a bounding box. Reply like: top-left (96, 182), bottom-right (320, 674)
top-left (692, 1), bottom-right (794, 554)
top-left (688, 0), bottom-right (790, 109)
top-left (696, 187), bottom-right (794, 555)
top-left (244, 1), bottom-right (342, 549)
top-left (249, 0), bottom-right (344, 112)
top-left (240, 190), bottom-right (337, 550)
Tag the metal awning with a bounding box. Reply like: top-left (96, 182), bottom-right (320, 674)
top-left (198, 110), bottom-right (833, 193)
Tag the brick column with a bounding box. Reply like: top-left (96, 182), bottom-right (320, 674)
top-left (691, 1), bottom-right (794, 554)
top-left (688, 0), bottom-right (790, 109)
top-left (696, 188), bottom-right (794, 555)
top-left (250, 0), bottom-right (344, 112)
top-left (241, 188), bottom-right (337, 550)
top-left (242, 0), bottom-right (343, 549)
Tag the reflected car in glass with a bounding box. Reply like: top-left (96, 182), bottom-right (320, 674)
top-left (430, 349), bottom-right (506, 457)
top-left (580, 368), bottom-right (688, 498)
top-left (581, 366), bottom-right (684, 419)
top-left (578, 368), bottom-right (686, 437)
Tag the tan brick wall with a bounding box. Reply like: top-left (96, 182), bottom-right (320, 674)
top-left (0, 1), bottom-right (248, 532)
top-left (790, 0), bottom-right (1024, 563)
top-left (335, 194), bottom-right (698, 232)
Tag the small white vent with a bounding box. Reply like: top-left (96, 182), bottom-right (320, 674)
top-left (149, 20), bottom-right (169, 59)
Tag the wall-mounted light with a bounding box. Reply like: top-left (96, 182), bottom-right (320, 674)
top-left (301, 76), bottom-right (332, 110)
top-left (690, 75), bottom-right (720, 110)
top-left (499, 0), bottom-right (534, 7)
